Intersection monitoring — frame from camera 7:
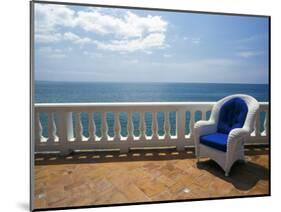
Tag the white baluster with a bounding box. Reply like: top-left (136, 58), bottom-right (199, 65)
top-left (57, 111), bottom-right (73, 144)
top-left (35, 112), bottom-right (43, 142)
top-left (255, 111), bottom-right (261, 137)
top-left (177, 109), bottom-right (186, 151)
top-left (164, 111), bottom-right (171, 140)
top-left (263, 110), bottom-right (268, 136)
top-left (101, 112), bottom-right (108, 141)
top-left (47, 112), bottom-right (56, 143)
top-left (127, 112), bottom-right (134, 141)
top-left (139, 112), bottom-right (146, 140)
top-left (75, 112), bottom-right (83, 141)
top-left (189, 110), bottom-right (195, 138)
top-left (202, 110), bottom-right (206, 120)
top-left (114, 112), bottom-right (121, 141)
top-left (151, 112), bottom-right (158, 140)
top-left (88, 112), bottom-right (96, 141)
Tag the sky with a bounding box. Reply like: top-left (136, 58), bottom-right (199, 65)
top-left (34, 3), bottom-right (269, 84)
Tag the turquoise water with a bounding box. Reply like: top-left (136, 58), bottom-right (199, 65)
top-left (35, 81), bottom-right (268, 137)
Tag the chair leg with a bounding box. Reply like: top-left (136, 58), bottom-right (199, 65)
top-left (224, 165), bottom-right (230, 177)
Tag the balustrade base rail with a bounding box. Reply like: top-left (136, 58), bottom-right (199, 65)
top-left (34, 102), bottom-right (269, 154)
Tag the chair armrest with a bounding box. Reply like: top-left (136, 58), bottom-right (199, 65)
top-left (194, 120), bottom-right (217, 136)
top-left (194, 120), bottom-right (216, 156)
top-left (227, 128), bottom-right (250, 152)
top-left (228, 128), bottom-right (250, 140)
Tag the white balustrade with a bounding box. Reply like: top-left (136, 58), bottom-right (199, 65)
top-left (151, 112), bottom-right (158, 140)
top-left (188, 110), bottom-right (195, 139)
top-left (139, 112), bottom-right (146, 140)
top-left (57, 111), bottom-right (73, 143)
top-left (88, 112), bottom-right (96, 142)
top-left (254, 111), bottom-right (261, 137)
top-left (100, 112), bottom-right (108, 142)
top-left (34, 102), bottom-right (269, 153)
top-left (114, 112), bottom-right (121, 141)
top-left (202, 110), bottom-right (207, 120)
top-left (177, 109), bottom-right (186, 151)
top-left (164, 111), bottom-right (171, 140)
top-left (47, 112), bottom-right (57, 143)
top-left (75, 112), bottom-right (83, 142)
top-left (261, 105), bottom-right (269, 137)
top-left (264, 112), bottom-right (268, 136)
top-left (127, 112), bottom-right (134, 141)
top-left (35, 112), bottom-right (43, 142)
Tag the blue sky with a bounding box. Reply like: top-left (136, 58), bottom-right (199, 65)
top-left (34, 3), bottom-right (269, 84)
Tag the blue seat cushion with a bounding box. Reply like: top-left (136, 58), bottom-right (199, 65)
top-left (200, 133), bottom-right (228, 152)
top-left (217, 98), bottom-right (248, 134)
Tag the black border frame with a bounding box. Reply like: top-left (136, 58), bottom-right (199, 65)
top-left (30, 1), bottom-right (271, 211)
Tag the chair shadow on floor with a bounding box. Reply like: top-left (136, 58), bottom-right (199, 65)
top-left (196, 157), bottom-right (269, 191)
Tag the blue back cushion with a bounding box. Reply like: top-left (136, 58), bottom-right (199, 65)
top-left (217, 98), bottom-right (248, 134)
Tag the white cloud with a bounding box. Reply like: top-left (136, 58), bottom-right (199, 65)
top-left (163, 54), bottom-right (172, 58)
top-left (49, 53), bottom-right (66, 59)
top-left (236, 34), bottom-right (267, 50)
top-left (76, 10), bottom-right (167, 38)
top-left (34, 4), bottom-right (168, 38)
top-left (147, 58), bottom-right (237, 70)
top-left (35, 4), bottom-right (76, 44)
top-left (83, 51), bottom-right (103, 58)
top-left (35, 4), bottom-right (76, 33)
top-left (237, 51), bottom-right (263, 58)
top-left (36, 31), bottom-right (93, 44)
top-left (237, 34), bottom-right (266, 44)
top-left (127, 59), bottom-right (139, 64)
top-left (144, 50), bottom-right (153, 55)
top-left (63, 32), bottom-right (80, 41)
top-left (34, 5), bottom-right (168, 52)
top-left (201, 58), bottom-right (235, 65)
top-left (35, 33), bottom-right (62, 43)
top-left (63, 32), bottom-right (92, 44)
top-left (94, 33), bottom-right (166, 52)
top-left (38, 47), bottom-right (66, 59)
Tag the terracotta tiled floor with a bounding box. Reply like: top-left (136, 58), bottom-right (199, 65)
top-left (34, 146), bottom-right (269, 209)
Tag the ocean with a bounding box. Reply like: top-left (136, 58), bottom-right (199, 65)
top-left (35, 81), bottom-right (269, 138)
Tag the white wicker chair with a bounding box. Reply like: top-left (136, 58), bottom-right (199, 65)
top-left (194, 94), bottom-right (259, 176)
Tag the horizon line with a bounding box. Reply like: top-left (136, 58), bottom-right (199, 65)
top-left (35, 80), bottom-right (269, 85)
